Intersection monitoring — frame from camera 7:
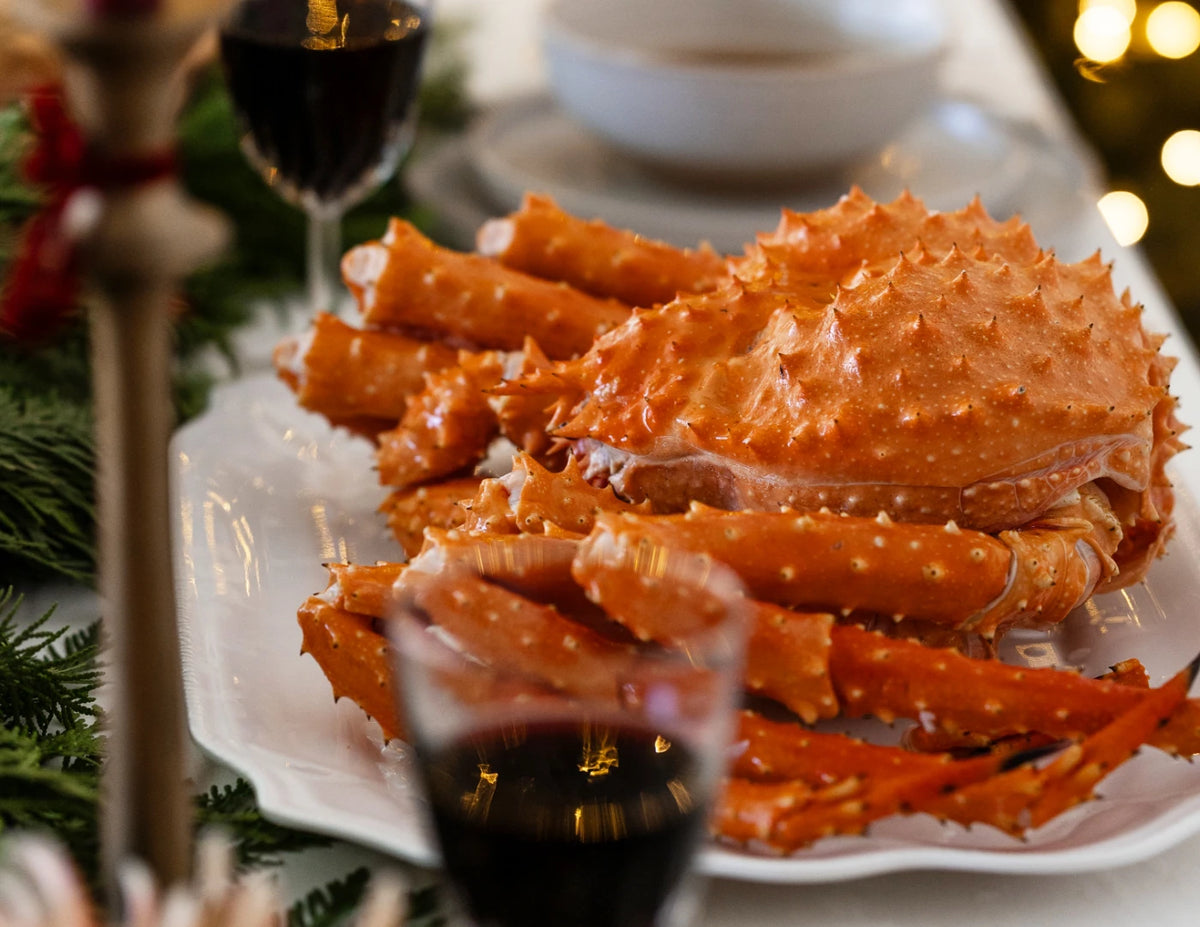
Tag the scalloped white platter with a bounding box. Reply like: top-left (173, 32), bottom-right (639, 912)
top-left (174, 373), bottom-right (1200, 884)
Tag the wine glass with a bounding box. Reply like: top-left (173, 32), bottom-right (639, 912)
top-left (388, 537), bottom-right (749, 927)
top-left (218, 0), bottom-right (432, 314)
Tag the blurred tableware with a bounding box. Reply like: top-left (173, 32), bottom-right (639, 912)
top-left (218, 0), bottom-right (432, 313)
top-left (410, 94), bottom-right (1097, 254)
top-left (389, 537), bottom-right (748, 927)
top-left (541, 0), bottom-right (950, 181)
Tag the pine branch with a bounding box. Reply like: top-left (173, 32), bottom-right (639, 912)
top-left (195, 780), bottom-right (335, 870)
top-left (0, 591), bottom-right (103, 879)
top-left (0, 386), bottom-right (96, 585)
top-left (287, 867), bottom-right (372, 927)
top-left (0, 590), bottom-right (101, 733)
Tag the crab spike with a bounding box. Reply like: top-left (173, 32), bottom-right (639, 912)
top-left (963, 194), bottom-right (991, 221)
top-left (1008, 285), bottom-right (1048, 322)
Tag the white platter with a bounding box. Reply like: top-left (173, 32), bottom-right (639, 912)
top-left (408, 94), bottom-right (1100, 253)
top-left (175, 373), bottom-right (1200, 884)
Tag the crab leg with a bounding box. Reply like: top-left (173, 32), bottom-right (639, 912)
top-left (579, 505), bottom-right (1103, 632)
top-left (715, 712), bottom-right (1053, 849)
top-left (376, 350), bottom-right (506, 489)
top-left (324, 561), bottom-right (406, 617)
top-left (408, 530), bottom-right (591, 610)
top-left (274, 312), bottom-right (458, 427)
top-left (298, 594), bottom-right (404, 742)
top-left (393, 567), bottom-right (634, 701)
top-left (490, 338), bottom-right (561, 461)
top-left (319, 553), bottom-right (1200, 756)
top-left (379, 476), bottom-right (482, 558)
top-left (323, 534), bottom-right (590, 619)
top-left (922, 656), bottom-right (1197, 834)
top-left (745, 604), bottom-right (838, 724)
top-left (827, 624), bottom-right (1200, 756)
top-left (343, 218), bottom-right (630, 359)
top-left (476, 192), bottom-right (728, 307)
top-left (830, 623), bottom-right (1145, 736)
top-left (375, 345), bottom-right (564, 490)
top-left (317, 530), bottom-right (840, 723)
top-left (461, 453), bottom-right (652, 538)
top-left (719, 660), bottom-right (1194, 849)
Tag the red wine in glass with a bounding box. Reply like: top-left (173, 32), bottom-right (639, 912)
top-left (219, 0), bottom-right (431, 313)
top-left (419, 721), bottom-right (707, 927)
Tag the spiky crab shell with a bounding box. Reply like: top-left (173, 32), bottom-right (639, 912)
top-left (548, 191), bottom-right (1176, 533)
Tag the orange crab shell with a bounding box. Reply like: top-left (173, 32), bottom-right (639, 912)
top-left (540, 191), bottom-right (1178, 536)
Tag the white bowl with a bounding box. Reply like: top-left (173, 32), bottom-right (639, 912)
top-left (541, 0), bottom-right (951, 180)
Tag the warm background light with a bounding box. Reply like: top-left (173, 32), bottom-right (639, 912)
top-left (1161, 128), bottom-right (1200, 184)
top-left (1079, 0), bottom-right (1138, 23)
top-left (1012, 2), bottom-right (1200, 342)
top-left (1074, 5), bottom-right (1133, 61)
top-left (1146, 1), bottom-right (1200, 58)
top-left (1097, 190), bottom-right (1150, 245)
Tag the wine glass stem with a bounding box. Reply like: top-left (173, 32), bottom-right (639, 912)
top-left (308, 209), bottom-right (343, 314)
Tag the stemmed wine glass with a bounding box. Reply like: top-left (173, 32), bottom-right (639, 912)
top-left (388, 538), bottom-right (749, 927)
top-left (218, 0), bottom-right (432, 314)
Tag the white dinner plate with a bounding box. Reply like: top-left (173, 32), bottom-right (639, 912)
top-left (174, 373), bottom-right (1200, 884)
top-left (407, 94), bottom-right (1100, 254)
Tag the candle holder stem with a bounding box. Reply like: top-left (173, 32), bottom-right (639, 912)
top-left (19, 4), bottom-right (231, 897)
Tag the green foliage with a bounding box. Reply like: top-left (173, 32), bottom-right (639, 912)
top-left (286, 868), bottom-right (449, 927)
top-left (196, 779), bottom-right (335, 870)
top-left (289, 868), bottom-right (373, 927)
top-left (0, 592), bottom-right (103, 878)
top-left (0, 387), bottom-right (95, 585)
top-left (0, 591), bottom-right (100, 734)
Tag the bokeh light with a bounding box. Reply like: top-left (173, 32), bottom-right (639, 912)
top-left (1146, 2), bottom-right (1200, 58)
top-left (1079, 0), bottom-right (1138, 23)
top-left (1074, 5), bottom-right (1133, 61)
top-left (1161, 129), bottom-right (1200, 184)
top-left (1097, 190), bottom-right (1149, 245)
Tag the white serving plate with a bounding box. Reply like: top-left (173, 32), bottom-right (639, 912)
top-left (175, 373), bottom-right (1200, 884)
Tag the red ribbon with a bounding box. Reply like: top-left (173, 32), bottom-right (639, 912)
top-left (1, 84), bottom-right (177, 344)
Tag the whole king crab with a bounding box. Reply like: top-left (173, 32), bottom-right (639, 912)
top-left (276, 190), bottom-right (1200, 853)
